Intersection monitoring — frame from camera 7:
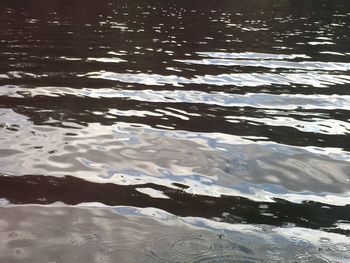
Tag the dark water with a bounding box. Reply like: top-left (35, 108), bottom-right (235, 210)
top-left (1, 0), bottom-right (350, 261)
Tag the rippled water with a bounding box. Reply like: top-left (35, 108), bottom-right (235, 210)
top-left (1, 0), bottom-right (350, 261)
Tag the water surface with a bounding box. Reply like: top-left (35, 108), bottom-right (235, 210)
top-left (0, 0), bottom-right (350, 261)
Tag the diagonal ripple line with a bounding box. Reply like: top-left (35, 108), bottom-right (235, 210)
top-left (0, 174), bottom-right (349, 235)
top-left (11, 85), bottom-right (350, 110)
top-left (79, 71), bottom-right (350, 88)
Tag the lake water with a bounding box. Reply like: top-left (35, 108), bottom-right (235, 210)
top-left (0, 0), bottom-right (350, 261)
